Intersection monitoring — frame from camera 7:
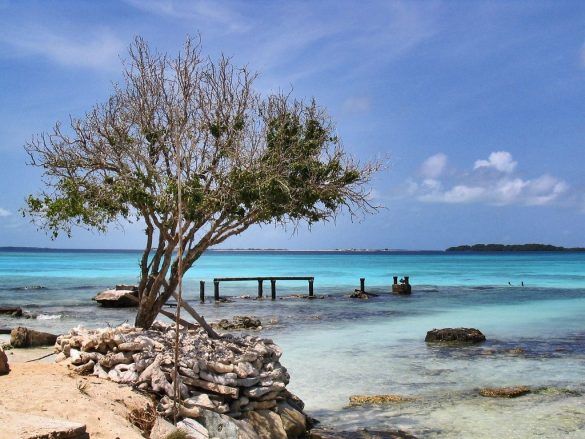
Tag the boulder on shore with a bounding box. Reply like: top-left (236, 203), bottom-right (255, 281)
top-left (93, 288), bottom-right (138, 308)
top-left (0, 346), bottom-right (9, 375)
top-left (425, 328), bottom-right (486, 344)
top-left (244, 409), bottom-right (287, 439)
top-left (0, 410), bottom-right (89, 439)
top-left (10, 326), bottom-right (58, 348)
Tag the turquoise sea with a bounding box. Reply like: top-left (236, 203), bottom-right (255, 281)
top-left (1, 249), bottom-right (585, 438)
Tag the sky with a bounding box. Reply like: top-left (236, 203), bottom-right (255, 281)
top-left (0, 0), bottom-right (584, 250)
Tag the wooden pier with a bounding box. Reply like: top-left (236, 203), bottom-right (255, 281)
top-left (198, 274), bottom-right (412, 302)
top-left (200, 276), bottom-right (315, 302)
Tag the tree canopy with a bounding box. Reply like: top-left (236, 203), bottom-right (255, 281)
top-left (23, 36), bottom-right (381, 329)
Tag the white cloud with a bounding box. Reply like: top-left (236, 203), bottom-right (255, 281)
top-left (0, 208), bottom-right (11, 217)
top-left (420, 185), bottom-right (485, 203)
top-left (420, 153), bottom-right (447, 178)
top-left (474, 151), bottom-right (517, 173)
top-left (124, 0), bottom-right (248, 32)
top-left (343, 96), bottom-right (371, 113)
top-left (0, 26), bottom-right (123, 69)
top-left (411, 152), bottom-right (569, 207)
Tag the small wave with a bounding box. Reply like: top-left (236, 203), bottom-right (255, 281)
top-left (0, 285), bottom-right (49, 291)
top-left (36, 314), bottom-right (63, 320)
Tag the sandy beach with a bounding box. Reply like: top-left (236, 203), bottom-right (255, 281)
top-left (0, 338), bottom-right (150, 439)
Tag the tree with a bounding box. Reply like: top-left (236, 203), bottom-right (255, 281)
top-left (23, 37), bottom-right (381, 330)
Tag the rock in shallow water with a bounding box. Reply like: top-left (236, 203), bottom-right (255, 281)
top-left (213, 316), bottom-right (263, 331)
top-left (479, 386), bottom-right (531, 398)
top-left (93, 289), bottom-right (138, 307)
top-left (425, 328), bottom-right (486, 344)
top-left (348, 394), bottom-right (414, 406)
top-left (310, 428), bottom-right (418, 439)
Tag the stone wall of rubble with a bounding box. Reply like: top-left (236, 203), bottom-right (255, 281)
top-left (54, 322), bottom-right (308, 438)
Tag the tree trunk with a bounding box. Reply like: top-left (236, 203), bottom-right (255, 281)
top-left (134, 303), bottom-right (160, 329)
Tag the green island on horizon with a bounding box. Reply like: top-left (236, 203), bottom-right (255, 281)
top-left (446, 243), bottom-right (585, 252)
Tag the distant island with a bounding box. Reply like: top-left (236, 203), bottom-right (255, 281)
top-left (446, 243), bottom-right (585, 252)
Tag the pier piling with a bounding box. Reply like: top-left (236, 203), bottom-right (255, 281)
top-left (392, 275), bottom-right (412, 295)
top-left (200, 281), bottom-right (205, 303)
top-left (258, 279), bottom-right (264, 298)
top-left (271, 279), bottom-right (277, 300)
top-left (214, 280), bottom-right (220, 301)
top-left (309, 279), bottom-right (314, 296)
top-left (360, 278), bottom-right (365, 292)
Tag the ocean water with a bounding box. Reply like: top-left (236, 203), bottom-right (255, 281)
top-left (1, 249), bottom-right (585, 438)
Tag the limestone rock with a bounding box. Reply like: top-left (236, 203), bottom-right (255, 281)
top-left (150, 416), bottom-right (179, 439)
top-left (214, 316), bottom-right (262, 331)
top-left (57, 322), bottom-right (300, 425)
top-left (309, 428), bottom-right (418, 439)
top-left (349, 291), bottom-right (378, 299)
top-left (184, 393), bottom-right (217, 410)
top-left (93, 289), bottom-right (138, 308)
top-left (244, 409), bottom-right (287, 439)
top-left (0, 346), bottom-right (9, 375)
top-left (0, 410), bottom-right (89, 439)
top-left (277, 402), bottom-right (306, 438)
top-left (177, 418), bottom-right (210, 439)
top-left (236, 361), bottom-right (259, 378)
top-left (0, 306), bottom-right (23, 317)
top-left (348, 395), bottom-right (414, 406)
top-left (197, 408), bottom-right (260, 439)
top-left (424, 328), bottom-right (486, 344)
top-left (479, 386), bottom-right (531, 398)
top-left (10, 326), bottom-right (58, 348)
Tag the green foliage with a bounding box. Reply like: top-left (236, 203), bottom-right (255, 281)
top-left (446, 243), bottom-right (585, 252)
top-left (22, 37), bottom-right (375, 245)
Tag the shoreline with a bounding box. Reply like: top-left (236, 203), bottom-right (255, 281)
top-left (3, 321), bottom-right (585, 439)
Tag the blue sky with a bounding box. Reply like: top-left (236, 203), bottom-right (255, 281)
top-left (0, 0), bottom-right (584, 250)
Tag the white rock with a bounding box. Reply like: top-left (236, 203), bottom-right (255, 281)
top-left (177, 418), bottom-right (209, 439)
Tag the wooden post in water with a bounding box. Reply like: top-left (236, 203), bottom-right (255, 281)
top-left (404, 276), bottom-right (410, 285)
top-left (200, 281), bottom-right (205, 303)
top-left (271, 279), bottom-right (276, 300)
top-left (393, 276), bottom-right (398, 285)
top-left (308, 279), bottom-right (314, 296)
top-left (214, 280), bottom-right (220, 301)
top-left (360, 278), bottom-right (365, 292)
top-left (258, 279), bottom-right (263, 298)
